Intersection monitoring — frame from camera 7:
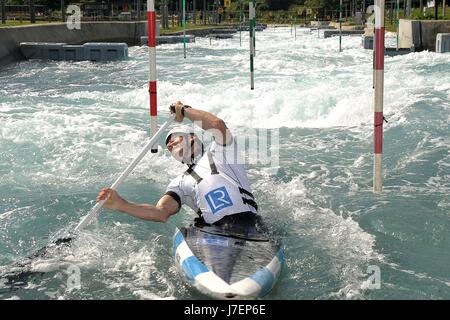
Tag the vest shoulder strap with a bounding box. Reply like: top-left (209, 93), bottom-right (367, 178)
top-left (186, 166), bottom-right (202, 183)
top-left (207, 151), bottom-right (218, 175)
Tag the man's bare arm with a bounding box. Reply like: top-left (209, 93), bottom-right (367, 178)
top-left (117, 194), bottom-right (180, 222)
top-left (173, 101), bottom-right (233, 145)
top-left (96, 189), bottom-right (180, 222)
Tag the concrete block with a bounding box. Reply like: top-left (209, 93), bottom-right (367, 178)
top-left (324, 30), bottom-right (364, 38)
top-left (207, 34), bottom-right (234, 39)
top-left (311, 26), bottom-right (336, 31)
top-left (141, 35), bottom-right (195, 45)
top-left (118, 12), bottom-right (132, 21)
top-left (400, 19), bottom-right (450, 51)
top-left (436, 33), bottom-right (450, 53)
top-left (1, 22), bottom-right (148, 67)
top-left (362, 35), bottom-right (373, 49)
top-left (210, 29), bottom-right (237, 34)
top-left (385, 48), bottom-right (412, 56)
top-left (20, 42), bottom-right (66, 60)
top-left (62, 45), bottom-right (84, 61)
top-left (410, 20), bottom-right (423, 51)
top-left (237, 25), bottom-right (264, 32)
top-left (82, 42), bottom-right (128, 61)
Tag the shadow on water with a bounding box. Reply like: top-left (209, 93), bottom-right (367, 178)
top-left (0, 237), bottom-right (73, 294)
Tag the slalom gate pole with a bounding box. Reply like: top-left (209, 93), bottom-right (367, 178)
top-left (339, 0), bottom-right (343, 52)
top-left (249, 1), bottom-right (255, 90)
top-left (239, 0), bottom-right (242, 46)
top-left (373, 0), bottom-right (385, 193)
top-left (294, 17), bottom-right (297, 40)
top-left (183, 0), bottom-right (186, 58)
top-left (396, 0), bottom-right (399, 51)
top-left (252, 0), bottom-right (256, 56)
top-left (147, 0), bottom-right (158, 153)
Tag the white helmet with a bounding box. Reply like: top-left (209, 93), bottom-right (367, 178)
top-left (165, 125), bottom-right (204, 164)
top-left (165, 125), bottom-right (196, 146)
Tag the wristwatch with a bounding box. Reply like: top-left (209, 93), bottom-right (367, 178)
top-left (181, 105), bottom-right (192, 117)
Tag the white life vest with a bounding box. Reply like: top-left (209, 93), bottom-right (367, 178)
top-left (186, 151), bottom-right (258, 225)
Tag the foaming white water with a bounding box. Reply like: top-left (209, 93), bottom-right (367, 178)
top-left (1, 25), bottom-right (449, 300)
top-left (254, 174), bottom-right (384, 299)
top-left (147, 27), bottom-right (450, 130)
top-left (27, 226), bottom-right (177, 299)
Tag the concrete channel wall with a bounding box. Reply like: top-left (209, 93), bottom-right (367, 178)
top-left (0, 22), bottom-right (148, 67)
top-left (165, 27), bottom-right (238, 38)
top-left (399, 19), bottom-right (450, 51)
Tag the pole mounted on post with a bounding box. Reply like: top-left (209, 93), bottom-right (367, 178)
top-left (147, 0), bottom-right (158, 153)
top-left (373, 0), bottom-right (385, 193)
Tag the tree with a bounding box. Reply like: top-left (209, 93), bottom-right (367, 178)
top-left (266, 0), bottom-right (294, 10)
top-left (305, 0), bottom-right (340, 11)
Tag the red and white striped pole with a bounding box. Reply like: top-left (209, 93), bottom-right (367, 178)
top-left (373, 0), bottom-right (385, 192)
top-left (147, 0), bottom-right (158, 153)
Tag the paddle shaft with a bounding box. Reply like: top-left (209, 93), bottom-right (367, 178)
top-left (74, 117), bottom-right (174, 232)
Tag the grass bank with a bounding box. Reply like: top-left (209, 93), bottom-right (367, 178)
top-left (0, 20), bottom-right (56, 28)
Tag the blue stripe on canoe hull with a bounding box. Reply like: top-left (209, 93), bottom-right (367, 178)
top-left (181, 255), bottom-right (209, 282)
top-left (276, 247), bottom-right (285, 265)
top-left (173, 230), bottom-right (184, 257)
top-left (249, 267), bottom-right (275, 298)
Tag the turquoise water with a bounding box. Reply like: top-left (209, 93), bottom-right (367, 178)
top-left (0, 27), bottom-right (449, 299)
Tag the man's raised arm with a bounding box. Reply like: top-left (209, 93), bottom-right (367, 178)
top-left (171, 101), bottom-right (233, 146)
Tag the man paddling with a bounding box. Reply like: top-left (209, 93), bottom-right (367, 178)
top-left (96, 101), bottom-right (261, 231)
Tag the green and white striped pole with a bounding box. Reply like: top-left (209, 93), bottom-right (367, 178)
top-left (249, 1), bottom-right (255, 90)
top-left (291, 16), bottom-right (294, 36)
top-left (252, 0), bottom-right (256, 57)
top-left (183, 0), bottom-right (186, 58)
top-left (239, 0), bottom-right (242, 46)
top-left (396, 0), bottom-right (399, 51)
top-left (294, 17), bottom-right (297, 40)
top-left (339, 0), bottom-right (343, 52)
top-left (317, 15), bottom-right (320, 38)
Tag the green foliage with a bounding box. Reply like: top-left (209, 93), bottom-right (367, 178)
top-left (411, 11), bottom-right (436, 20)
top-left (304, 0), bottom-right (340, 12)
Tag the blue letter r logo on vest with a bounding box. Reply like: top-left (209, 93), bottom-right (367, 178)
top-left (205, 186), bottom-right (233, 214)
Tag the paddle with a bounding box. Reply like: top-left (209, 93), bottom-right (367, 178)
top-left (0, 116), bottom-right (175, 289)
top-left (74, 116), bottom-right (174, 233)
